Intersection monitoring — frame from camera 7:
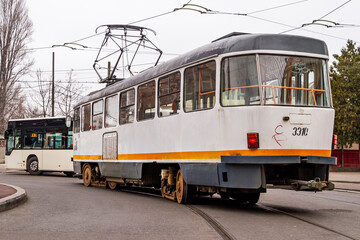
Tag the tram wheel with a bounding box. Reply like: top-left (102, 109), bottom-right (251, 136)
top-left (160, 180), bottom-right (166, 198)
top-left (175, 169), bottom-right (188, 204)
top-left (82, 164), bottom-right (92, 187)
top-left (107, 181), bottom-right (118, 190)
top-left (27, 156), bottom-right (41, 175)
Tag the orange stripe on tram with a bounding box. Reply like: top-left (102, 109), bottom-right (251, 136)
top-left (73, 149), bottom-right (331, 161)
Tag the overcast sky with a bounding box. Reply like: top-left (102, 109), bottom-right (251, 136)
top-left (23, 0), bottom-right (360, 96)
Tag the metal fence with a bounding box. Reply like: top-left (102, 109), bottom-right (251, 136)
top-left (331, 150), bottom-right (360, 169)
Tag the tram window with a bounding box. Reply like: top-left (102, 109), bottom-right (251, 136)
top-left (120, 89), bottom-right (135, 125)
top-left (81, 104), bottom-right (91, 132)
top-left (259, 55), bottom-right (330, 107)
top-left (105, 94), bottom-right (118, 128)
top-left (221, 55), bottom-right (260, 106)
top-left (92, 100), bottom-right (103, 130)
top-left (158, 72), bottom-right (180, 117)
top-left (184, 61), bottom-right (216, 112)
top-left (74, 108), bottom-right (80, 133)
top-left (137, 81), bottom-right (155, 121)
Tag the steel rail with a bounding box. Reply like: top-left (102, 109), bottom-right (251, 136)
top-left (108, 186), bottom-right (236, 239)
top-left (186, 205), bottom-right (236, 240)
top-left (257, 204), bottom-right (357, 240)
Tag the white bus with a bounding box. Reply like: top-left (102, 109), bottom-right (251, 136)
top-left (4, 117), bottom-right (74, 176)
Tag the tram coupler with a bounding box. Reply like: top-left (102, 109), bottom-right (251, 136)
top-left (290, 178), bottom-right (335, 191)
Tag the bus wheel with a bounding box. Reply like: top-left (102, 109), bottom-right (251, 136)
top-left (107, 181), bottom-right (117, 190)
top-left (27, 156), bottom-right (41, 175)
top-left (175, 169), bottom-right (188, 204)
top-left (82, 164), bottom-right (92, 187)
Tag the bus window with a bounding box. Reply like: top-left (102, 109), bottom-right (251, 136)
top-left (184, 61), bottom-right (216, 112)
top-left (137, 81), bottom-right (155, 121)
top-left (105, 94), bottom-right (118, 128)
top-left (24, 132), bottom-right (44, 149)
top-left (45, 133), bottom-right (63, 149)
top-left (74, 108), bottom-right (80, 133)
top-left (92, 100), bottom-right (103, 130)
top-left (158, 72), bottom-right (180, 117)
top-left (67, 131), bottom-right (73, 149)
top-left (81, 104), bottom-right (91, 131)
top-left (221, 55), bottom-right (260, 106)
top-left (120, 89), bottom-right (135, 125)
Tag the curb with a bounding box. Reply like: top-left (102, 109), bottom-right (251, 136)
top-left (0, 183), bottom-right (27, 212)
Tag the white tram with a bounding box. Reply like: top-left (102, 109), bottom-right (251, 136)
top-left (73, 33), bottom-right (336, 204)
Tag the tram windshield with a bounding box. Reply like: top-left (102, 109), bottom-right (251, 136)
top-left (259, 55), bottom-right (330, 107)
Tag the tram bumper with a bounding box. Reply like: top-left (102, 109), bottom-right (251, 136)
top-left (222, 155), bottom-right (336, 191)
top-left (179, 155), bottom-right (336, 192)
top-left (179, 162), bottom-right (266, 191)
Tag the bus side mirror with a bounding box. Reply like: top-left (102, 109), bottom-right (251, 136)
top-left (65, 116), bottom-right (72, 128)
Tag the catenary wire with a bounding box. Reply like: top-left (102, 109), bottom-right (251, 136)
top-left (280, 0), bottom-right (353, 34)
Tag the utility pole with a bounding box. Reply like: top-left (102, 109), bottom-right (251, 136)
top-left (52, 52), bottom-right (55, 117)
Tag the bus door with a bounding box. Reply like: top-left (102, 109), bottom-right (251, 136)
top-left (5, 129), bottom-right (24, 169)
top-left (23, 131), bottom-right (44, 169)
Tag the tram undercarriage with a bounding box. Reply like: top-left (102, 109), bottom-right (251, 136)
top-left (74, 155), bottom-right (335, 204)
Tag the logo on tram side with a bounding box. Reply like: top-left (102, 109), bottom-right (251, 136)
top-left (272, 125), bottom-right (287, 147)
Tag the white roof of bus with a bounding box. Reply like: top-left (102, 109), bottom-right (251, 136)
top-left (8, 116), bottom-right (66, 122)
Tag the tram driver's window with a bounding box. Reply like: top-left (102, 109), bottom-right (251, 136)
top-left (184, 61), bottom-right (216, 112)
top-left (81, 104), bottom-right (91, 131)
top-left (221, 55), bottom-right (259, 106)
top-left (137, 81), bottom-right (155, 121)
top-left (92, 100), bottom-right (103, 130)
top-left (120, 89), bottom-right (135, 125)
top-left (158, 72), bottom-right (180, 117)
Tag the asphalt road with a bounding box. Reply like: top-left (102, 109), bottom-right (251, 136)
top-left (1, 171), bottom-right (359, 240)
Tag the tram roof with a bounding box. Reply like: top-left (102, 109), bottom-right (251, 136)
top-left (76, 33), bottom-right (328, 107)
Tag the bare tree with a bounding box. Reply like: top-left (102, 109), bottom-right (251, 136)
top-left (0, 0), bottom-right (33, 132)
top-left (26, 69), bottom-right (52, 117)
top-left (56, 69), bottom-right (85, 117)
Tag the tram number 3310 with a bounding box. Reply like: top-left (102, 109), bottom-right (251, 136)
top-left (292, 127), bottom-right (309, 136)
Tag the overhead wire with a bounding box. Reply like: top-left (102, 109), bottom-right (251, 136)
top-left (280, 0), bottom-right (353, 34)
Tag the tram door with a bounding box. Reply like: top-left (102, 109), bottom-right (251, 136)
top-left (103, 132), bottom-right (118, 160)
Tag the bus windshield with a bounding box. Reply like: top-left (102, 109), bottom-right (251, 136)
top-left (259, 55), bottom-right (330, 107)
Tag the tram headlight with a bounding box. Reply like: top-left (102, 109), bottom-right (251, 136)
top-left (247, 133), bottom-right (259, 149)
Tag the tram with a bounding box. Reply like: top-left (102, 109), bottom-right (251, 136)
top-left (73, 32), bottom-right (336, 204)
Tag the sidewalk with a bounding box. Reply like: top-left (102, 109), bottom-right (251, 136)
top-left (329, 172), bottom-right (360, 183)
top-left (329, 171), bottom-right (360, 191)
top-left (0, 164), bottom-right (27, 212)
top-left (0, 183), bottom-right (27, 212)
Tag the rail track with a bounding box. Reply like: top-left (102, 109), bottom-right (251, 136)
top-left (256, 204), bottom-right (357, 240)
top-left (105, 185), bottom-right (359, 240)
top-left (117, 186), bottom-right (235, 239)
